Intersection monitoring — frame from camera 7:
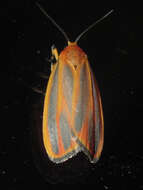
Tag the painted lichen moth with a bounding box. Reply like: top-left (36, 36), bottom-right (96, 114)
top-left (36, 3), bottom-right (113, 163)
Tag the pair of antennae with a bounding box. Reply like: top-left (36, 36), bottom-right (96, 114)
top-left (36, 3), bottom-right (113, 43)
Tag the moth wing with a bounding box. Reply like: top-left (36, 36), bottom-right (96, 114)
top-left (43, 62), bottom-right (80, 163)
top-left (71, 60), bottom-right (104, 163)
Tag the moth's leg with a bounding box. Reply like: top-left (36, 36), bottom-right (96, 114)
top-left (30, 45), bottom-right (59, 94)
top-left (35, 44), bottom-right (58, 79)
top-left (31, 86), bottom-right (45, 95)
top-left (51, 44), bottom-right (59, 71)
top-left (35, 72), bottom-right (49, 79)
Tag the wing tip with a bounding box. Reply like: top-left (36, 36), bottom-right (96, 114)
top-left (47, 146), bottom-right (81, 164)
top-left (73, 136), bottom-right (103, 164)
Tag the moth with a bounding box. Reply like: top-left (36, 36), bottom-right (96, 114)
top-left (37, 3), bottom-right (113, 163)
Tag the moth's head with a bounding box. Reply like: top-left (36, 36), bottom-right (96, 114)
top-left (59, 41), bottom-right (87, 68)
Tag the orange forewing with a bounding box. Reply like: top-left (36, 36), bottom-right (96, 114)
top-left (70, 58), bottom-right (104, 162)
top-left (43, 58), bottom-right (80, 163)
top-left (43, 43), bottom-right (104, 163)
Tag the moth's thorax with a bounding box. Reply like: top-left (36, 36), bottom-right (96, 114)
top-left (59, 42), bottom-right (87, 67)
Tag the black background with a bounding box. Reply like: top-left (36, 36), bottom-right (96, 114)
top-left (1, 0), bottom-right (143, 188)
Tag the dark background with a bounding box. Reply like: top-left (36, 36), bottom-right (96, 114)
top-left (1, 0), bottom-right (143, 188)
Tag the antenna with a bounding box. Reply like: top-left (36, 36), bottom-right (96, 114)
top-left (36, 2), bottom-right (70, 43)
top-left (75, 9), bottom-right (114, 43)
